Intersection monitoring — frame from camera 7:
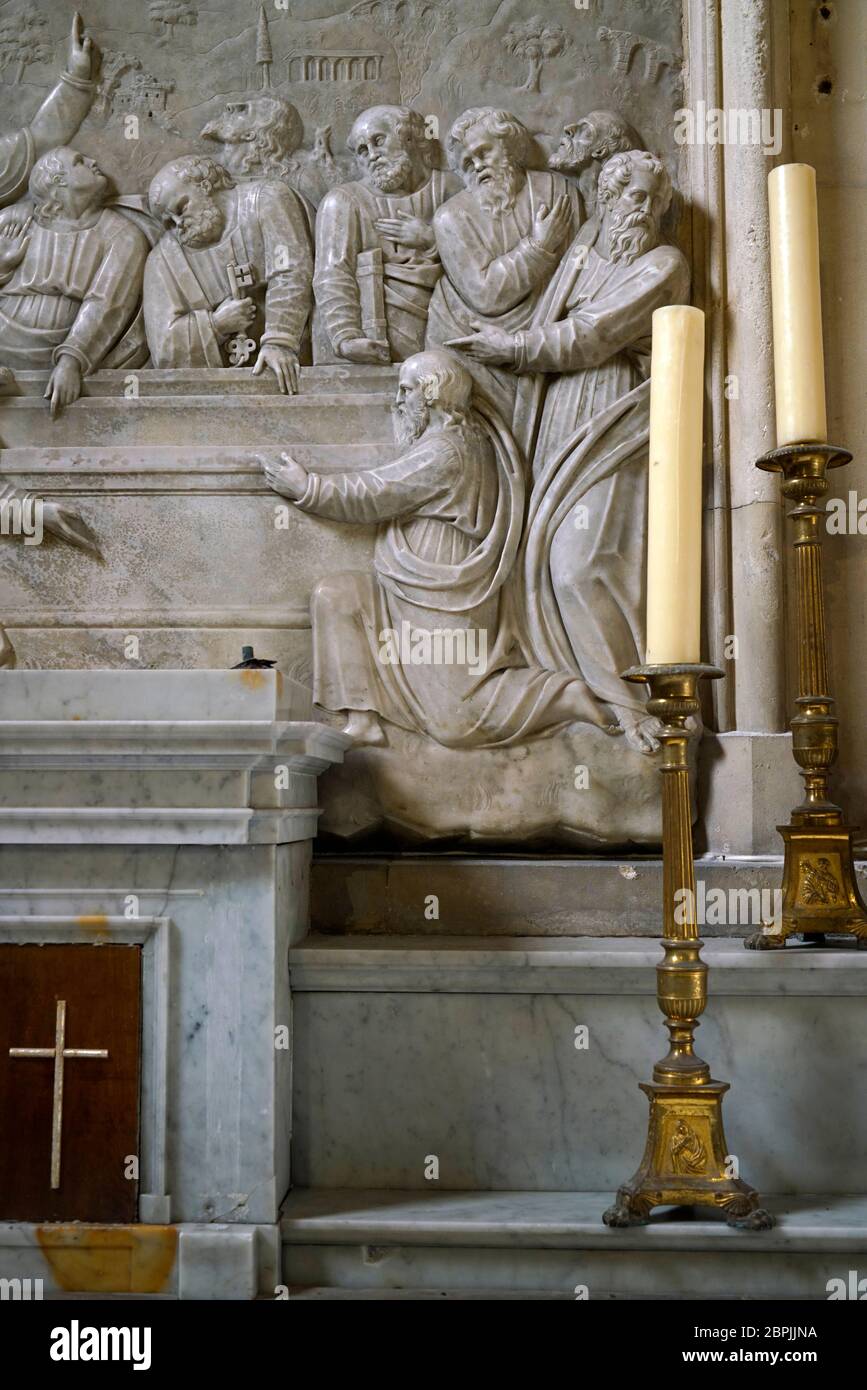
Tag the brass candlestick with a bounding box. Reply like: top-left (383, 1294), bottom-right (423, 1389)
top-left (745, 442), bottom-right (867, 949)
top-left (603, 663), bottom-right (773, 1230)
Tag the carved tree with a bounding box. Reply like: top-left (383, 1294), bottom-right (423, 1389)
top-left (256, 5), bottom-right (273, 90)
top-left (149, 1), bottom-right (198, 46)
top-left (349, 0), bottom-right (458, 103)
top-left (0, 5), bottom-right (52, 85)
top-left (502, 17), bottom-right (569, 94)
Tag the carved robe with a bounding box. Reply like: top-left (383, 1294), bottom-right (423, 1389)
top-left (143, 180), bottom-right (312, 368)
top-left (0, 208), bottom-right (150, 372)
top-left (425, 170), bottom-right (581, 416)
top-left (512, 231), bottom-right (691, 715)
top-left (298, 407), bottom-right (604, 748)
top-left (313, 170), bottom-right (457, 362)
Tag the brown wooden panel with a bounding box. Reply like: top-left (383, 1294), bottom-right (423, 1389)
top-left (0, 944), bottom-right (141, 1223)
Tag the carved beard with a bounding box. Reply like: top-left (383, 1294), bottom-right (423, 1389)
top-left (607, 207), bottom-right (655, 265)
top-left (549, 141), bottom-right (589, 175)
top-left (366, 152), bottom-right (414, 193)
top-left (467, 164), bottom-right (522, 215)
top-left (207, 130), bottom-right (271, 179)
top-left (392, 400), bottom-right (429, 448)
top-left (176, 198), bottom-right (224, 248)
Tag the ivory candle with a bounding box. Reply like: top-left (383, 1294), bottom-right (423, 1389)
top-left (646, 305), bottom-right (704, 665)
top-left (768, 163), bottom-right (827, 445)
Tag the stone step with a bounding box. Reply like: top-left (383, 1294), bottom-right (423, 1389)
top-left (2, 365), bottom-right (399, 398)
top-left (288, 935), bottom-right (867, 1196)
top-left (0, 392), bottom-right (394, 448)
top-left (310, 853), bottom-right (867, 936)
top-left (281, 1188), bottom-right (867, 1298)
top-left (0, 442), bottom-right (393, 489)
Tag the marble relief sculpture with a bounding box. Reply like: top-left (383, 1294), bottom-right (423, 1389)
top-left (0, 148), bottom-right (151, 413)
top-left (313, 106), bottom-right (458, 365)
top-left (200, 96), bottom-right (345, 210)
top-left (425, 107), bottom-right (581, 418)
top-left (143, 155), bottom-right (313, 391)
top-left (0, 0), bottom-right (693, 841)
top-left (548, 110), bottom-right (643, 217)
top-left (450, 150), bottom-right (689, 752)
top-left (261, 349), bottom-right (607, 749)
top-left (0, 13), bottom-right (98, 212)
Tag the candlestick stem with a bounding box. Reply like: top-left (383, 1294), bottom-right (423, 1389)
top-left (745, 443), bottom-right (867, 949)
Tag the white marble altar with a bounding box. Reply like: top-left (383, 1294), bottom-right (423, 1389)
top-left (0, 669), bottom-right (348, 1298)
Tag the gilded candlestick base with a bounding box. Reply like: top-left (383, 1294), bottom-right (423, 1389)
top-left (604, 663), bottom-right (772, 1229)
top-left (603, 1081), bottom-right (772, 1230)
top-left (746, 442), bottom-right (867, 950)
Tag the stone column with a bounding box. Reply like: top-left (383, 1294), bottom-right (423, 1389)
top-left (719, 0), bottom-right (791, 733)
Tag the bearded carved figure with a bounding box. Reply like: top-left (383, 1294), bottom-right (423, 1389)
top-left (200, 94), bottom-right (342, 210)
top-left (312, 105), bottom-right (459, 365)
top-left (260, 349), bottom-right (609, 750)
top-left (447, 150), bottom-right (690, 754)
top-left (424, 107), bottom-right (581, 418)
top-left (143, 154), bottom-right (313, 392)
top-left (549, 109), bottom-right (643, 216)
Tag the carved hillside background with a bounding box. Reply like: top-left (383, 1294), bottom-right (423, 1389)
top-left (0, 0), bottom-right (685, 197)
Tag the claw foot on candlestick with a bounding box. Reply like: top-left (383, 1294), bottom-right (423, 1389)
top-left (602, 1190), bottom-right (653, 1228)
top-left (725, 1204), bottom-right (775, 1231)
top-left (744, 927), bottom-right (790, 950)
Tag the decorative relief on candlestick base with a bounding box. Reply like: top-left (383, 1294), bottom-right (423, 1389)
top-left (603, 1083), bottom-right (773, 1230)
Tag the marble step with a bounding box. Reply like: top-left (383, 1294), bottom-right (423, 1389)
top-left (1, 365), bottom-right (399, 398)
top-left (0, 391), bottom-right (394, 448)
top-left (310, 852), bottom-right (867, 936)
top-left (288, 935), bottom-right (867, 1195)
top-left (281, 1189), bottom-right (867, 1298)
top-left (0, 442), bottom-right (394, 489)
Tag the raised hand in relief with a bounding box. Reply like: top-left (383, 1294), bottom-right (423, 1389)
top-left (67, 11), bottom-right (98, 82)
top-left (373, 210), bottom-right (435, 253)
top-left (531, 194), bottom-right (572, 254)
top-left (259, 451), bottom-right (308, 501)
top-left (212, 296), bottom-right (256, 338)
top-left (337, 337), bottom-right (391, 365)
top-left (252, 344), bottom-right (300, 395)
top-left (0, 216), bottom-right (31, 283)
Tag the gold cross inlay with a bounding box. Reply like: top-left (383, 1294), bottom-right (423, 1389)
top-left (9, 999), bottom-right (108, 1190)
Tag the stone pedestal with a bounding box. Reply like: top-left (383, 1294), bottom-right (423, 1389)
top-left (0, 669), bottom-right (349, 1298)
top-left (699, 731), bottom-right (802, 856)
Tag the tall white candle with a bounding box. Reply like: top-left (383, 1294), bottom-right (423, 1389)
top-left (768, 163), bottom-right (827, 446)
top-left (646, 305), bottom-right (705, 665)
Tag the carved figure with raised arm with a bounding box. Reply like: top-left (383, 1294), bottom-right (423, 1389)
top-left (0, 12), bottom-right (99, 214)
top-left (0, 148), bottom-right (150, 414)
